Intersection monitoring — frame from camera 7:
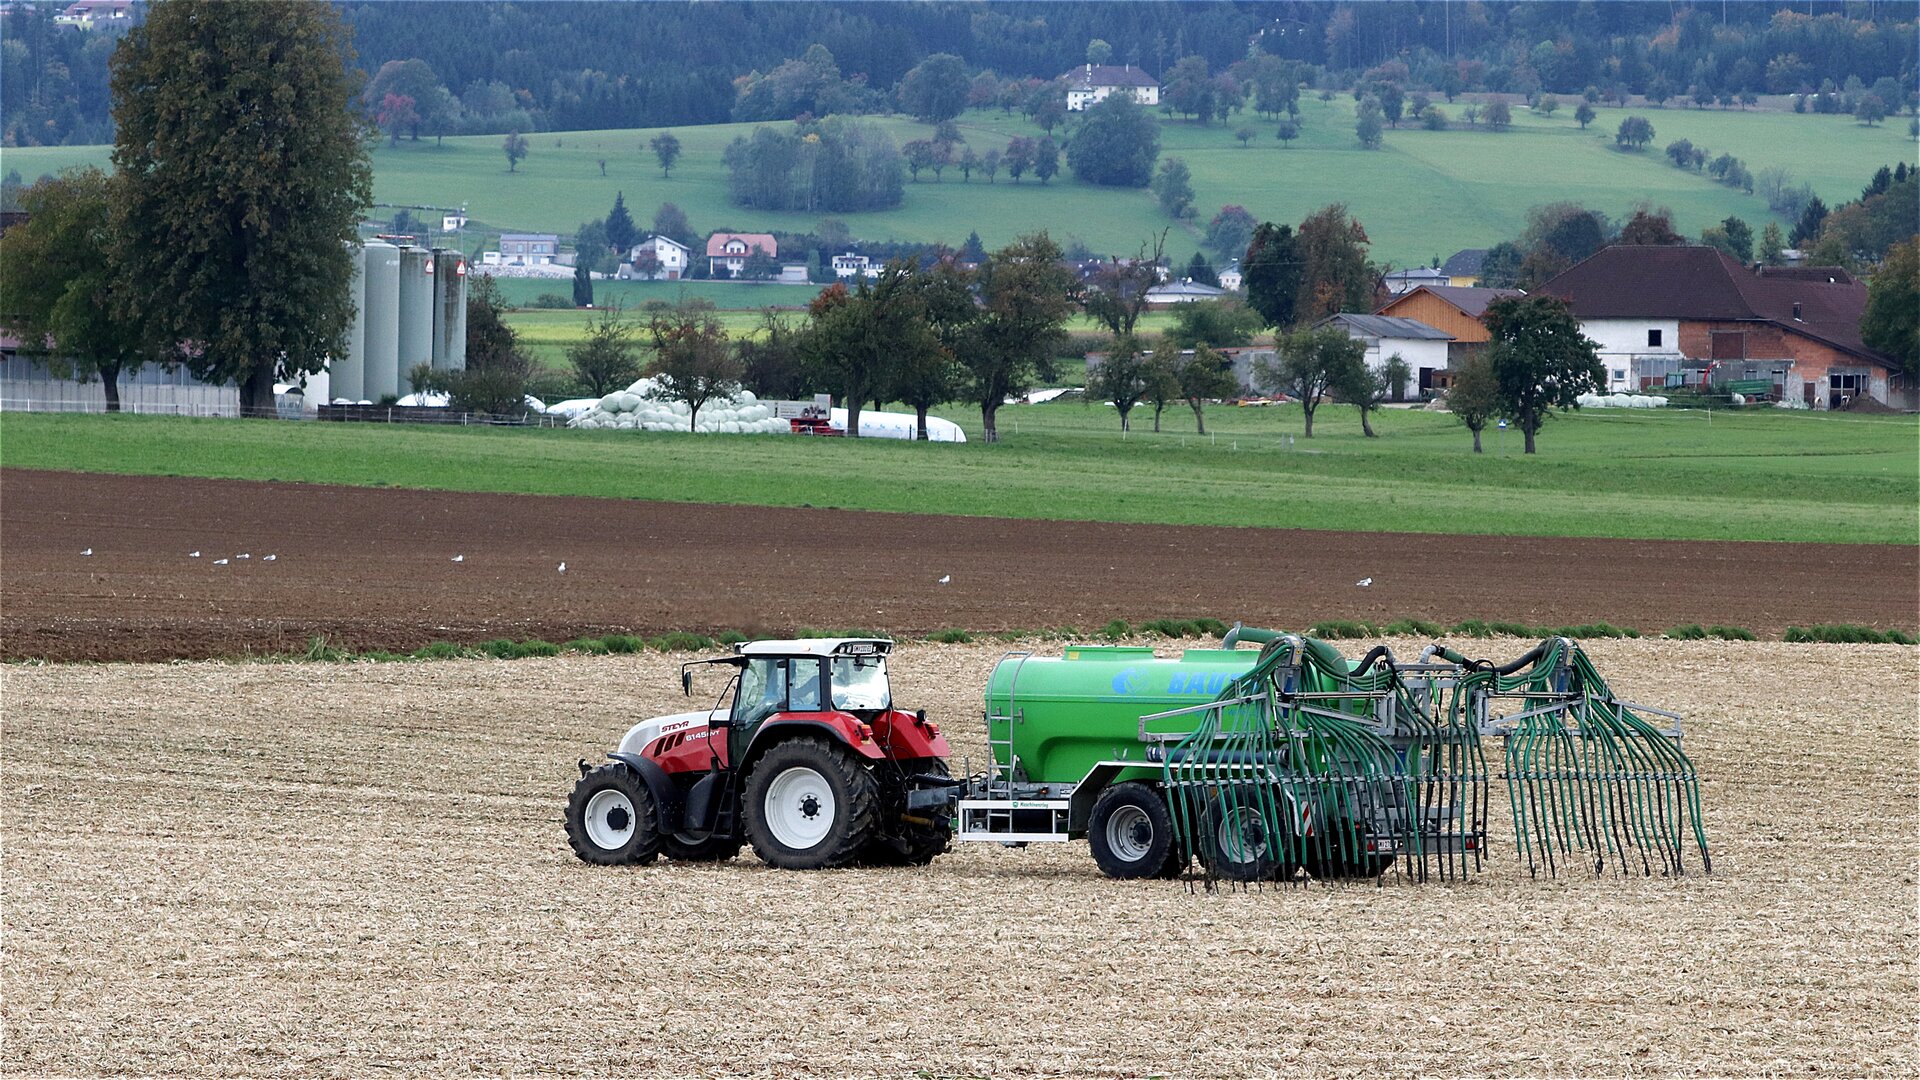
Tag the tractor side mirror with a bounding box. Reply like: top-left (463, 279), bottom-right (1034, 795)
top-left (916, 709), bottom-right (927, 725)
top-left (681, 669), bottom-right (693, 696)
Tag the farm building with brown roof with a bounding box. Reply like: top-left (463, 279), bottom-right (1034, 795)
top-left (1535, 245), bottom-right (1910, 409)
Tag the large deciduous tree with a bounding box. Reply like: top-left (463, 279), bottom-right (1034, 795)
top-left (646, 300), bottom-right (741, 431)
top-left (1482, 294), bottom-right (1604, 454)
top-left (1445, 352), bottom-right (1500, 453)
top-left (1241, 222), bottom-right (1300, 329)
top-left (1065, 92), bottom-right (1160, 187)
top-left (1087, 334), bottom-right (1153, 432)
top-left (0, 167), bottom-right (150, 411)
top-left (649, 131), bottom-right (682, 177)
top-left (964, 232), bottom-right (1076, 441)
top-left (1259, 326), bottom-right (1366, 437)
top-left (900, 52), bottom-right (969, 123)
top-left (110, 0), bottom-right (373, 417)
top-left (1861, 237), bottom-right (1919, 380)
top-left (1293, 204), bottom-right (1376, 322)
top-left (1176, 344), bottom-right (1240, 434)
top-left (1081, 232), bottom-right (1165, 338)
top-left (566, 303), bottom-right (642, 397)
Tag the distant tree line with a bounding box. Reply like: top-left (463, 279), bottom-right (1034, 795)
top-left (6, 2), bottom-right (1914, 145)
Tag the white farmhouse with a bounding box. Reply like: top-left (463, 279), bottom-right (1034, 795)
top-left (1063, 64), bottom-right (1160, 111)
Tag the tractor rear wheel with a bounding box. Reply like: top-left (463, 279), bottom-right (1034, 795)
top-left (1204, 794), bottom-right (1294, 882)
top-left (1087, 782), bottom-right (1177, 879)
top-left (660, 833), bottom-right (745, 862)
top-left (565, 764), bottom-right (661, 866)
top-left (859, 758), bottom-right (953, 867)
top-left (743, 737), bottom-right (877, 870)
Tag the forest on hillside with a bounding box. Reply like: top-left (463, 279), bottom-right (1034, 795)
top-left (3, 0), bottom-right (1914, 146)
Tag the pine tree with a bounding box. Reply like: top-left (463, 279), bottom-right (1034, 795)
top-left (605, 192), bottom-right (638, 254)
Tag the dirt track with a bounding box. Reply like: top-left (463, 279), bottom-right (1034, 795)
top-left (3, 640), bottom-right (1916, 1077)
top-left (2, 468), bottom-right (1915, 661)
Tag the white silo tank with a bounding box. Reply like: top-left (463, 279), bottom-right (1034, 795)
top-left (361, 240), bottom-right (401, 401)
top-left (431, 249), bottom-right (468, 370)
top-left (332, 242), bottom-right (367, 402)
top-left (397, 246), bottom-right (433, 387)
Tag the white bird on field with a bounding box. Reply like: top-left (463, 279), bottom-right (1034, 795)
top-left (938, 575), bottom-right (951, 585)
top-left (557, 562), bottom-right (567, 574)
top-left (213, 558), bottom-right (229, 566)
top-left (1355, 577), bottom-right (1373, 587)
top-left (451, 555), bottom-right (465, 563)
top-left (261, 554), bottom-right (277, 562)
top-left (188, 551), bottom-right (201, 558)
top-left (235, 553), bottom-right (250, 560)
top-left (80, 548), bottom-right (93, 556)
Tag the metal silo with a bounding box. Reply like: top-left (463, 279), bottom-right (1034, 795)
top-left (361, 240), bottom-right (401, 401)
top-left (431, 249), bottom-right (469, 370)
top-left (397, 246), bottom-right (433, 387)
top-left (332, 242), bottom-right (367, 402)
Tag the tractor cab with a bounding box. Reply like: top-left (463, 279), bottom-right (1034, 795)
top-left (731, 638), bottom-right (892, 725)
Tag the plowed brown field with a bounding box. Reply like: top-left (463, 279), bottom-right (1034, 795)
top-left (3, 640), bottom-right (1916, 1077)
top-left (3, 469), bottom-right (1914, 661)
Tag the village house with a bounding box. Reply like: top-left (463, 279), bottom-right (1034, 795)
top-left (1382, 266), bottom-right (1451, 294)
top-left (53, 0), bottom-right (132, 27)
top-left (831, 252), bottom-right (880, 279)
top-left (1374, 284), bottom-right (1526, 368)
top-left (1316, 313), bottom-right (1454, 400)
top-left (1217, 259), bottom-right (1243, 292)
top-left (1536, 245), bottom-right (1909, 408)
top-left (1144, 279), bottom-right (1228, 306)
top-left (707, 232), bottom-right (778, 277)
top-left (1062, 64), bottom-right (1160, 111)
top-left (621, 235), bottom-right (691, 280)
top-left (493, 233), bottom-right (559, 267)
top-left (1440, 249), bottom-right (1489, 286)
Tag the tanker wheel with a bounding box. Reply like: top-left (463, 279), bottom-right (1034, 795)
top-left (743, 737), bottom-right (877, 870)
top-left (660, 832), bottom-right (744, 863)
top-left (564, 764), bottom-right (661, 866)
top-left (1087, 782), bottom-right (1177, 880)
top-left (859, 759), bottom-right (954, 867)
top-left (1203, 794), bottom-right (1294, 883)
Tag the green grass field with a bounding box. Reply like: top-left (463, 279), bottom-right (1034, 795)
top-left (8, 98), bottom-right (1909, 268)
top-left (3, 405), bottom-right (1912, 545)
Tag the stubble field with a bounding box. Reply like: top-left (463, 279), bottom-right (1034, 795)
top-left (4, 638), bottom-right (1915, 1077)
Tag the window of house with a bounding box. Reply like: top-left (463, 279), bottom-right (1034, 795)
top-left (1612, 369), bottom-right (1626, 382)
top-left (1646, 329), bottom-right (1662, 347)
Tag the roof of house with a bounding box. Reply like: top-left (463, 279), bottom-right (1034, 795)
top-left (637, 234), bottom-right (691, 253)
top-left (1441, 248), bottom-right (1489, 276)
top-left (1536, 245), bottom-right (1891, 367)
top-left (1146, 280), bottom-right (1228, 299)
top-left (1320, 314), bottom-right (1454, 341)
top-left (1380, 284), bottom-right (1526, 318)
top-left (1064, 64), bottom-right (1159, 90)
top-left (1385, 266), bottom-right (1450, 282)
top-left (500, 233), bottom-right (558, 243)
top-left (707, 232), bottom-right (777, 258)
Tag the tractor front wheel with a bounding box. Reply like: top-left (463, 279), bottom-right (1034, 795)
top-left (1087, 782), bottom-right (1180, 879)
top-left (565, 764), bottom-right (661, 866)
top-left (743, 737), bottom-right (877, 870)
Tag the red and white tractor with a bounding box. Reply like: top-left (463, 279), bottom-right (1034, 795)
top-left (564, 638), bottom-right (956, 870)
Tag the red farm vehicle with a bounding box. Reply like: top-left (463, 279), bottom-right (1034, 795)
top-left (564, 638), bottom-right (956, 870)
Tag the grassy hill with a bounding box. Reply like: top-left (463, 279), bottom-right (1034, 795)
top-left (2, 405), bottom-right (1913, 545)
top-left (8, 98), bottom-right (1910, 269)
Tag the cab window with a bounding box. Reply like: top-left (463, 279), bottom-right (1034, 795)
top-left (831, 656), bottom-right (890, 710)
top-left (788, 658), bottom-right (825, 711)
top-left (734, 658), bottom-right (788, 728)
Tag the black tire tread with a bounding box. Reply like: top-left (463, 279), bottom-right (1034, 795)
top-left (564, 764), bottom-right (661, 866)
top-left (1087, 781), bottom-right (1175, 880)
top-left (742, 736), bottom-right (878, 870)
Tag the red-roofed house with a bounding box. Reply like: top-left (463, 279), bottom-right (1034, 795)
top-left (1536, 245), bottom-right (1910, 409)
top-left (707, 233), bottom-right (777, 278)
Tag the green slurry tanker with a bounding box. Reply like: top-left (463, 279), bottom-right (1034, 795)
top-left (565, 627), bottom-right (1709, 884)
